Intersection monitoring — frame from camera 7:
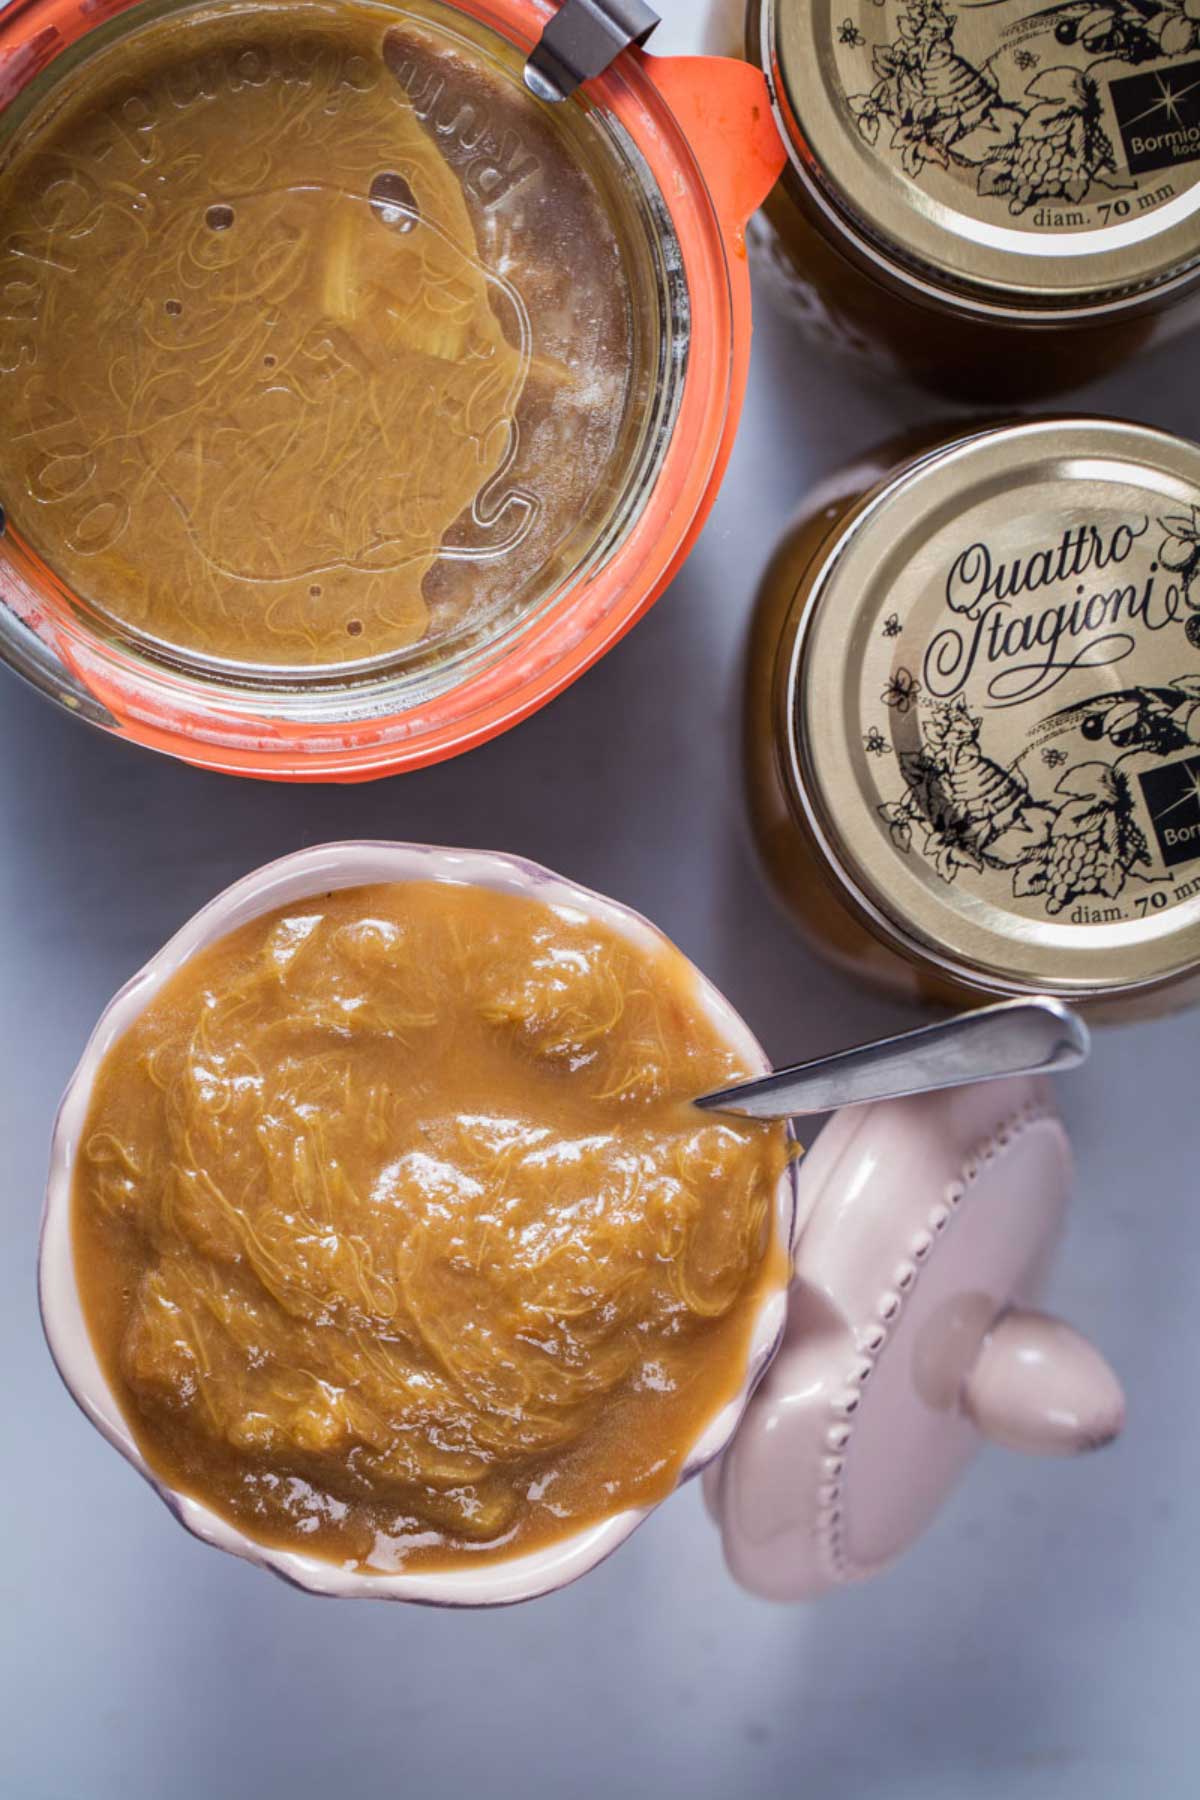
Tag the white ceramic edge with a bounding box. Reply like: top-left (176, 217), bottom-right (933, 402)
top-left (40, 841), bottom-right (799, 1609)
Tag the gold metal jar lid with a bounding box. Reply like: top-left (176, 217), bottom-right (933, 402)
top-left (787, 418), bottom-right (1200, 1001)
top-left (765, 0), bottom-right (1200, 311)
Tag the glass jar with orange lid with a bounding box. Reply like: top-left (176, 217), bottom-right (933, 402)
top-left (0, 0), bottom-right (784, 780)
top-left (746, 415), bottom-right (1200, 1018)
top-left (707, 0), bottom-right (1200, 398)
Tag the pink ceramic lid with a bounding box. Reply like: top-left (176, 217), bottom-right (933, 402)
top-left (705, 1075), bottom-right (1124, 1602)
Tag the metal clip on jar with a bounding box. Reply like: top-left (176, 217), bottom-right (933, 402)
top-left (746, 416), bottom-right (1200, 1019)
top-left (0, 0), bottom-right (785, 780)
top-left (708, 0), bottom-right (1200, 398)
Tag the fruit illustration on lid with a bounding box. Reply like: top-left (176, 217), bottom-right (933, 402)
top-left (978, 68), bottom-right (1116, 213)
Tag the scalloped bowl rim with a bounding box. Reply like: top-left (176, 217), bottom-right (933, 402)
top-left (40, 841), bottom-right (799, 1608)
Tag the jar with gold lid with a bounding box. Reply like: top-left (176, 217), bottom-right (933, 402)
top-left (707, 0), bottom-right (1200, 398)
top-left (746, 415), bottom-right (1200, 1018)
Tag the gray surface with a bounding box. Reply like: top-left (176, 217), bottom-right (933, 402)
top-left (2, 7), bottom-right (1199, 1796)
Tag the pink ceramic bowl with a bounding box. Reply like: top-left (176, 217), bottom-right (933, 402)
top-left (40, 842), bottom-right (799, 1607)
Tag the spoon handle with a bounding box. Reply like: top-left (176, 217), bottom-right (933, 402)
top-left (695, 998), bottom-right (1090, 1121)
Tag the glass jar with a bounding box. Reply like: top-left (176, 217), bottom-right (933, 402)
top-left (707, 0), bottom-right (1200, 399)
top-left (746, 416), bottom-right (1200, 1018)
top-left (0, 0), bottom-right (784, 780)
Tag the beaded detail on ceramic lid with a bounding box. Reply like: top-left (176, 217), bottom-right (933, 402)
top-left (787, 418), bottom-right (1200, 1001)
top-left (764, 0), bottom-right (1200, 308)
top-left (704, 1076), bottom-right (1124, 1603)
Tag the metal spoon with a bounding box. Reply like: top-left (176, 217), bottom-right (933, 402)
top-left (695, 998), bottom-right (1090, 1121)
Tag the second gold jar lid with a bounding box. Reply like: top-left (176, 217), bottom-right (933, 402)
top-left (764, 0), bottom-right (1200, 311)
top-left (787, 418), bottom-right (1200, 1001)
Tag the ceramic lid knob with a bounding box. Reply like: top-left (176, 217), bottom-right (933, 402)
top-left (705, 1075), bottom-right (1123, 1603)
top-left (964, 1308), bottom-right (1125, 1456)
